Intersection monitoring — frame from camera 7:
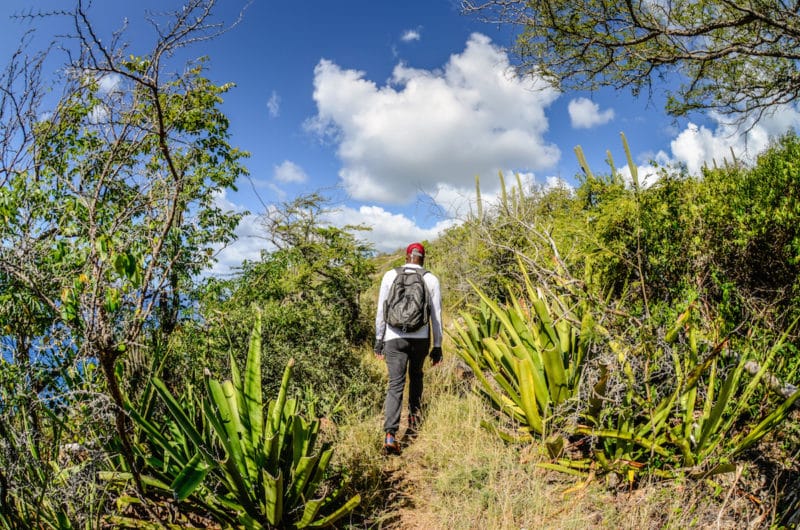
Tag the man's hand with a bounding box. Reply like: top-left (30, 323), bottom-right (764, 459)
top-left (374, 339), bottom-right (385, 361)
top-left (430, 346), bottom-right (443, 366)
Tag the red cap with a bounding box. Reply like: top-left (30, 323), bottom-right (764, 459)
top-left (406, 242), bottom-right (425, 257)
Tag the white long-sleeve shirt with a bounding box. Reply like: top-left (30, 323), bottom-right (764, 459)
top-left (375, 263), bottom-right (442, 347)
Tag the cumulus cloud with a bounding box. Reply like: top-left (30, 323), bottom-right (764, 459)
top-left (668, 106), bottom-right (800, 175)
top-left (307, 33), bottom-right (561, 206)
top-left (208, 196), bottom-right (456, 275)
top-left (545, 175), bottom-right (573, 190)
top-left (323, 205), bottom-right (456, 254)
top-left (97, 73), bottom-right (122, 95)
top-left (267, 90), bottom-right (280, 118)
top-left (568, 97), bottom-right (614, 129)
top-left (401, 29), bottom-right (421, 42)
top-left (207, 190), bottom-right (267, 276)
top-left (609, 106), bottom-right (800, 190)
top-left (273, 160), bottom-right (308, 183)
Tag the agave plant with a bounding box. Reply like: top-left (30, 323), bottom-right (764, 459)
top-left (578, 307), bottom-right (800, 478)
top-left (545, 308), bottom-right (800, 483)
top-left (451, 258), bottom-right (595, 440)
top-left (112, 309), bottom-right (360, 528)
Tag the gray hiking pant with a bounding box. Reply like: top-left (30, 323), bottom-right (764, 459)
top-left (383, 337), bottom-right (430, 434)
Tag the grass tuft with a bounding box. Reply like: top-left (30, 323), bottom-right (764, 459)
top-left (335, 351), bottom-right (773, 528)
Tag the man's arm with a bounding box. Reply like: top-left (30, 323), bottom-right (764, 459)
top-left (427, 274), bottom-right (443, 364)
top-left (374, 271), bottom-right (393, 357)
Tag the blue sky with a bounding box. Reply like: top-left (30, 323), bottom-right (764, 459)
top-left (3, 1), bottom-right (800, 274)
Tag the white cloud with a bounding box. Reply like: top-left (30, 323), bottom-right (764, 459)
top-left (401, 29), bottom-right (421, 42)
top-left (669, 106), bottom-right (800, 175)
top-left (97, 73), bottom-right (122, 95)
top-left (324, 205), bottom-right (456, 254)
top-left (617, 162), bottom-right (663, 189)
top-left (273, 160), bottom-right (308, 183)
top-left (308, 33), bottom-right (561, 208)
top-left (568, 97), bottom-right (615, 129)
top-left (608, 106), bottom-right (800, 189)
top-left (267, 90), bottom-right (280, 118)
top-left (545, 175), bottom-right (573, 190)
top-left (209, 197), bottom-right (457, 275)
top-left (206, 190), bottom-right (267, 276)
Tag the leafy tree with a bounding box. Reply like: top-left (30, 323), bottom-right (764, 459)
top-left (699, 133), bottom-right (800, 326)
top-left (462, 0), bottom-right (800, 120)
top-left (0, 0), bottom-right (247, 490)
top-left (176, 193), bottom-right (381, 415)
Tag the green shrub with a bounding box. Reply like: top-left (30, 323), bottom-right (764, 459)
top-left (116, 309), bottom-right (360, 528)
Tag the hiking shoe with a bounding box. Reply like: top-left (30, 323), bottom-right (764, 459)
top-left (408, 414), bottom-right (421, 433)
top-left (383, 432), bottom-right (400, 454)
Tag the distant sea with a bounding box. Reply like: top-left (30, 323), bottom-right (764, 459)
top-left (1, 337), bottom-right (12, 362)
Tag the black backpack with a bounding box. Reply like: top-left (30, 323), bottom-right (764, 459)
top-left (384, 267), bottom-right (429, 332)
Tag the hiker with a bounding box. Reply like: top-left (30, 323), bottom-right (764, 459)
top-left (374, 242), bottom-right (443, 454)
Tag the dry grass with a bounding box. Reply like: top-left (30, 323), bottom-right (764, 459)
top-left (334, 350), bottom-right (780, 529)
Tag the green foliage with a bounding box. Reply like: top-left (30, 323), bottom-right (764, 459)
top-left (569, 309), bottom-right (800, 480)
top-left (446, 133), bottom-right (800, 489)
top-left (120, 310), bottom-right (360, 528)
top-left (456, 270), bottom-right (800, 483)
top-left (0, 358), bottom-right (114, 530)
top-left (173, 193), bottom-right (382, 417)
top-left (700, 134), bottom-right (800, 319)
top-left (0, 3), bottom-right (250, 495)
top-left (452, 258), bottom-right (594, 438)
top-left (463, 0), bottom-right (800, 120)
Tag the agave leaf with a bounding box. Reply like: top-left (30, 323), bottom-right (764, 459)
top-left (244, 308), bottom-right (264, 451)
top-left (690, 355), bottom-right (719, 449)
top-left (686, 461), bottom-right (737, 479)
top-left (475, 386), bottom-right (527, 424)
top-left (269, 359), bottom-right (295, 436)
top-left (573, 311), bottom-right (594, 377)
top-left (664, 306), bottom-right (693, 344)
top-left (479, 420), bottom-right (534, 444)
top-left (99, 471), bottom-right (172, 492)
top-left (291, 416), bottom-right (319, 468)
top-left (205, 377), bottom-right (251, 489)
top-left (542, 344), bottom-right (568, 405)
top-left (638, 389), bottom-right (677, 440)
top-left (587, 364), bottom-right (609, 421)
top-left (555, 318), bottom-right (572, 360)
top-left (507, 294), bottom-right (532, 338)
top-left (510, 342), bottom-right (548, 411)
top-left (696, 352), bottom-right (747, 454)
top-left (714, 321), bottom-right (799, 455)
top-left (286, 453), bottom-right (321, 509)
top-left (516, 356), bottom-right (544, 434)
top-left (169, 453), bottom-right (209, 502)
top-left (545, 434), bottom-right (565, 459)
top-left (300, 447), bottom-right (334, 502)
top-left (469, 280), bottom-right (524, 346)
top-left (263, 469), bottom-right (284, 527)
top-left (531, 297), bottom-right (559, 348)
top-left (666, 426), bottom-right (695, 467)
top-left (482, 339), bottom-right (523, 396)
top-left (149, 378), bottom-right (208, 461)
top-left (732, 388), bottom-right (800, 455)
top-left (535, 461), bottom-right (592, 477)
top-left (302, 493), bottom-right (361, 529)
top-left (575, 426), bottom-right (670, 457)
top-left (126, 404), bottom-right (189, 466)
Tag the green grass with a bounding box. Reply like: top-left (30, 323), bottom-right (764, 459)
top-left (333, 349), bottom-right (777, 529)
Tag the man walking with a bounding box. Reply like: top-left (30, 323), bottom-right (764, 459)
top-left (374, 242), bottom-right (443, 454)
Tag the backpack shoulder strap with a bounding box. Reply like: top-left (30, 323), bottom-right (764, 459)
top-left (395, 266), bottom-right (427, 276)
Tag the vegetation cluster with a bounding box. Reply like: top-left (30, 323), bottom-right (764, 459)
top-left (1, 2), bottom-right (799, 528)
